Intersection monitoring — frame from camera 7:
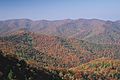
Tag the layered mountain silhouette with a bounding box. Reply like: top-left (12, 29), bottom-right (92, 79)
top-left (0, 19), bottom-right (120, 44)
top-left (0, 19), bottom-right (120, 80)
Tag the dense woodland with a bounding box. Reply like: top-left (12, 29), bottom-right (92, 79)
top-left (0, 50), bottom-right (62, 80)
top-left (0, 33), bottom-right (120, 68)
top-left (0, 32), bottom-right (120, 80)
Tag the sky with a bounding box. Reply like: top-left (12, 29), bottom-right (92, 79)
top-left (0, 0), bottom-right (120, 21)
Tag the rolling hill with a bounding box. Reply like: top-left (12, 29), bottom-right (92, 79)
top-left (0, 19), bottom-right (120, 44)
top-left (0, 31), bottom-right (120, 68)
top-left (0, 18), bottom-right (120, 80)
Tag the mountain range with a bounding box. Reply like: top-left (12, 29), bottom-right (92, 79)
top-left (0, 18), bottom-right (120, 80)
top-left (0, 19), bottom-right (120, 44)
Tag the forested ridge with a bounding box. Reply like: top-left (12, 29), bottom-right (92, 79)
top-left (0, 32), bottom-right (120, 80)
top-left (0, 19), bottom-right (120, 80)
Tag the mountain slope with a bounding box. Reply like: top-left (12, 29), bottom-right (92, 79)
top-left (0, 19), bottom-right (120, 79)
top-left (0, 32), bottom-right (120, 68)
top-left (70, 58), bottom-right (120, 80)
top-left (0, 50), bottom-right (62, 80)
top-left (0, 19), bottom-right (120, 44)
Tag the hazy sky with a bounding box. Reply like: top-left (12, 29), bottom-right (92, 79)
top-left (0, 0), bottom-right (120, 20)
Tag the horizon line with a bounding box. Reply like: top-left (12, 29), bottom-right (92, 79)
top-left (0, 18), bottom-right (119, 22)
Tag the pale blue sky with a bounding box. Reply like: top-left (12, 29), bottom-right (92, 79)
top-left (0, 0), bottom-right (120, 21)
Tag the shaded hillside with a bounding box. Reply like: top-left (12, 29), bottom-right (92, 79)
top-left (0, 50), bottom-right (62, 80)
top-left (0, 32), bottom-right (81, 68)
top-left (0, 33), bottom-right (61, 68)
top-left (0, 29), bottom-right (120, 80)
top-left (0, 19), bottom-right (120, 44)
top-left (1, 50), bottom-right (120, 80)
top-left (0, 32), bottom-right (120, 69)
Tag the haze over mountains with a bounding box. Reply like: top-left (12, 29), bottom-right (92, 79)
top-left (0, 18), bottom-right (120, 80)
top-left (0, 18), bottom-right (120, 44)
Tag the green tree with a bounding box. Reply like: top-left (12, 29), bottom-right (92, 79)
top-left (8, 69), bottom-right (14, 80)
